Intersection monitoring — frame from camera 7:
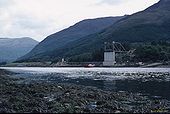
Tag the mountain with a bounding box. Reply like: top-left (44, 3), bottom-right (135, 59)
top-left (55, 0), bottom-right (170, 58)
top-left (98, 0), bottom-right (170, 42)
top-left (19, 0), bottom-right (170, 62)
top-left (18, 16), bottom-right (124, 61)
top-left (0, 37), bottom-right (38, 63)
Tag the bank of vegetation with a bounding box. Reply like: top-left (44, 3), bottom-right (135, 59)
top-left (59, 41), bottom-right (170, 64)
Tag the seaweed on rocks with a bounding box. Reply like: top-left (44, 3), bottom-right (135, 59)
top-left (0, 69), bottom-right (170, 113)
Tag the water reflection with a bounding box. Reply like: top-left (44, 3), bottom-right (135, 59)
top-left (115, 80), bottom-right (170, 100)
top-left (63, 78), bottom-right (170, 100)
top-left (2, 67), bottom-right (170, 100)
top-left (12, 72), bottom-right (170, 100)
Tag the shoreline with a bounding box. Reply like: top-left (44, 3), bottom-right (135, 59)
top-left (1, 61), bottom-right (170, 68)
top-left (0, 69), bottom-right (170, 113)
top-left (1, 64), bottom-right (170, 68)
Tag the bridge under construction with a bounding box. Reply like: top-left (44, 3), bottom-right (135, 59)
top-left (56, 41), bottom-right (135, 67)
top-left (103, 41), bottom-right (135, 67)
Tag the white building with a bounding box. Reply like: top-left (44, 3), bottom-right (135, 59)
top-left (103, 42), bottom-right (116, 66)
top-left (103, 51), bottom-right (116, 66)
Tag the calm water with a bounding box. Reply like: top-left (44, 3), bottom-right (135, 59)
top-left (1, 67), bottom-right (170, 100)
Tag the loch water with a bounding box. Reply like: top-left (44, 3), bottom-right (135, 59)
top-left (1, 67), bottom-right (170, 100)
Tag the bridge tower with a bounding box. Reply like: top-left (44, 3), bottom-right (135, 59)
top-left (103, 41), bottom-right (126, 66)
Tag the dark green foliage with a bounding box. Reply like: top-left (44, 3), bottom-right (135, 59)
top-left (135, 46), bottom-right (160, 62)
top-left (134, 42), bottom-right (170, 62)
top-left (68, 48), bottom-right (104, 62)
top-left (71, 41), bottom-right (170, 63)
top-left (68, 53), bottom-right (92, 62)
top-left (91, 48), bottom-right (104, 62)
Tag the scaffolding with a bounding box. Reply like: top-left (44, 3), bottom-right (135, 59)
top-left (103, 41), bottom-right (128, 66)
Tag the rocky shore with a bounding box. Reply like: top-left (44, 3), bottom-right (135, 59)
top-left (0, 69), bottom-right (170, 113)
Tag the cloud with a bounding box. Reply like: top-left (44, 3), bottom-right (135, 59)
top-left (98, 0), bottom-right (127, 5)
top-left (0, 0), bottom-right (159, 41)
top-left (0, 0), bottom-right (14, 8)
top-left (13, 15), bottom-right (48, 29)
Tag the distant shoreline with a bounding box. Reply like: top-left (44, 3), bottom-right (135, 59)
top-left (1, 61), bottom-right (170, 68)
top-left (1, 65), bottom-right (170, 68)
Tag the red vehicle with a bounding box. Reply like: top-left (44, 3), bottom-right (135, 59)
top-left (84, 64), bottom-right (95, 68)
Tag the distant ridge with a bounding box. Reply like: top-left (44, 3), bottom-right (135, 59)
top-left (0, 37), bottom-right (38, 62)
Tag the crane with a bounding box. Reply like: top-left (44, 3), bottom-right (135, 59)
top-left (103, 41), bottom-right (134, 66)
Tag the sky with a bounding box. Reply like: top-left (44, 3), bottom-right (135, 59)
top-left (0, 0), bottom-right (159, 41)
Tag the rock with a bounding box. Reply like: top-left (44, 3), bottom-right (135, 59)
top-left (1, 69), bottom-right (170, 113)
top-left (57, 86), bottom-right (63, 90)
top-left (115, 110), bottom-right (121, 113)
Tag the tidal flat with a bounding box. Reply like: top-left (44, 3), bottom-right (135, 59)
top-left (0, 69), bottom-right (170, 113)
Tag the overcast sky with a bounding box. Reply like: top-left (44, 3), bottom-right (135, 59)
top-left (0, 0), bottom-right (159, 41)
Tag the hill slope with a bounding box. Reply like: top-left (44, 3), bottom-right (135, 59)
top-left (59, 0), bottom-right (170, 58)
top-left (19, 0), bottom-right (170, 62)
top-left (18, 16), bottom-right (124, 61)
top-left (0, 37), bottom-right (38, 62)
